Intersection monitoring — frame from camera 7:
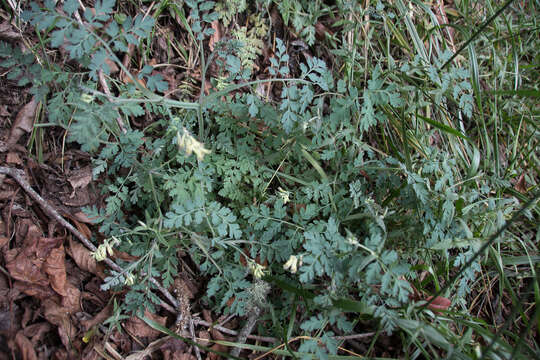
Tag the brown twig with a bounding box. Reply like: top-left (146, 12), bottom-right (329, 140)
top-left (230, 306), bottom-right (261, 357)
top-left (192, 318), bottom-right (276, 343)
top-left (0, 166), bottom-right (179, 309)
top-left (189, 317), bottom-right (202, 360)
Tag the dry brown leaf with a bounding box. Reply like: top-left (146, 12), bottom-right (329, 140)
top-left (5, 247), bottom-right (49, 287)
top-left (8, 98), bottom-right (38, 146)
top-left (72, 211), bottom-right (95, 224)
top-left (125, 336), bottom-right (172, 360)
top-left (514, 173), bottom-right (528, 194)
top-left (13, 281), bottom-right (58, 300)
top-left (80, 302), bottom-right (113, 332)
top-left (73, 219), bottom-right (92, 241)
top-left (15, 331), bottom-right (38, 360)
top-left (105, 57), bottom-right (120, 74)
top-left (113, 250), bottom-right (139, 262)
top-left (197, 330), bottom-right (210, 347)
top-left (44, 245), bottom-right (68, 296)
top-left (68, 237), bottom-right (106, 279)
top-left (103, 341), bottom-right (124, 360)
top-left (208, 20), bottom-right (223, 51)
top-left (35, 237), bottom-right (64, 259)
top-left (208, 344), bottom-right (228, 360)
top-left (6, 228), bottom-right (64, 293)
top-left (42, 299), bottom-right (76, 349)
top-left (6, 152), bottom-right (23, 164)
top-left (0, 309), bottom-right (14, 332)
top-left (426, 296), bottom-right (451, 315)
top-left (0, 21), bottom-right (22, 41)
top-left (174, 353), bottom-right (197, 360)
top-left (0, 236), bottom-right (8, 248)
top-left (20, 306), bottom-right (32, 329)
top-left (124, 310), bottom-right (167, 341)
top-left (23, 322), bottom-right (52, 344)
top-left (61, 284), bottom-right (82, 313)
top-left (67, 167), bottom-right (92, 191)
top-left (159, 337), bottom-right (187, 356)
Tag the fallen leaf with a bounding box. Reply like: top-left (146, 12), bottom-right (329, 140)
top-left (43, 245), bottom-right (67, 296)
top-left (13, 281), bottom-right (58, 300)
top-left (6, 152), bottom-right (22, 164)
top-left (208, 20), bottom-right (223, 51)
top-left (72, 211), bottom-right (95, 224)
top-left (175, 353), bottom-right (197, 360)
top-left (80, 302), bottom-right (113, 332)
top-left (0, 309), bottom-right (14, 332)
top-left (197, 330), bottom-right (210, 347)
top-left (61, 284), bottom-right (82, 313)
top-left (67, 167), bottom-right (92, 191)
top-left (68, 237), bottom-right (106, 279)
top-left (5, 247), bottom-right (49, 287)
top-left (209, 344), bottom-right (228, 360)
top-left (0, 237), bottom-right (8, 248)
top-left (23, 322), bottom-right (52, 344)
top-left (125, 336), bottom-right (172, 360)
top-left (15, 331), bottom-right (38, 360)
top-left (514, 173), bottom-right (528, 194)
top-left (34, 237), bottom-right (64, 259)
top-left (20, 306), bottom-right (33, 329)
top-left (0, 104), bottom-right (9, 117)
top-left (314, 22), bottom-right (333, 39)
top-left (113, 250), bottom-right (139, 262)
top-left (0, 21), bottom-right (22, 41)
top-left (104, 57), bottom-right (119, 74)
top-left (5, 229), bottom-right (64, 291)
top-left (73, 220), bottom-right (92, 241)
top-left (42, 299), bottom-right (76, 349)
top-left (124, 310), bottom-right (167, 341)
top-left (8, 98), bottom-right (38, 146)
top-left (159, 337), bottom-right (187, 355)
top-left (426, 296), bottom-right (451, 315)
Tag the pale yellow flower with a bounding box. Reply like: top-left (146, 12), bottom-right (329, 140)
top-left (248, 260), bottom-right (267, 279)
top-left (124, 272), bottom-right (135, 286)
top-left (283, 255), bottom-right (299, 274)
top-left (177, 129), bottom-right (211, 161)
top-left (277, 187), bottom-right (290, 204)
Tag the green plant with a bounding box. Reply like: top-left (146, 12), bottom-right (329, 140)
top-left (2, 0), bottom-right (538, 358)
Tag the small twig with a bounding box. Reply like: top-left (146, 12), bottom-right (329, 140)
top-left (191, 319), bottom-right (276, 343)
top-left (189, 317), bottom-right (202, 360)
top-left (334, 332), bottom-right (376, 341)
top-left (0, 166), bottom-right (179, 309)
top-left (230, 306), bottom-right (261, 357)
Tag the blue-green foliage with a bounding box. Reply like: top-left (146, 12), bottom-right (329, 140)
top-left (1, 1), bottom-right (522, 357)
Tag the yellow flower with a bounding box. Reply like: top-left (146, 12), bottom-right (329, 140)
top-left (277, 187), bottom-right (290, 204)
top-left (283, 255), bottom-right (299, 274)
top-left (91, 237), bottom-right (121, 262)
top-left (91, 244), bottom-right (107, 262)
top-left (248, 260), bottom-right (267, 279)
top-left (124, 272), bottom-right (135, 286)
top-left (177, 129), bottom-right (211, 161)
